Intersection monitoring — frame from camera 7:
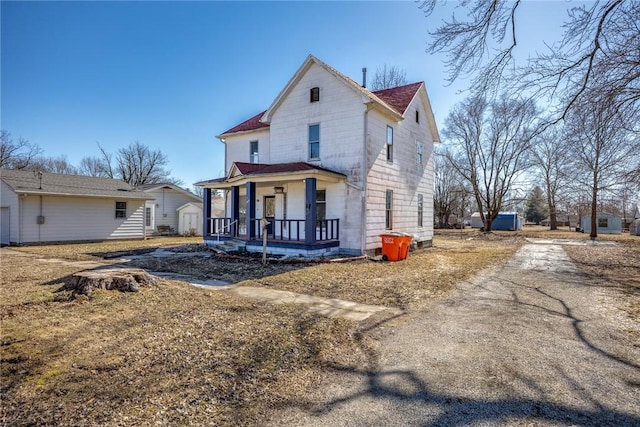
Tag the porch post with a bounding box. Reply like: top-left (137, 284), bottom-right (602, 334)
top-left (203, 188), bottom-right (211, 236)
top-left (230, 186), bottom-right (240, 237)
top-left (246, 182), bottom-right (256, 239)
top-left (305, 178), bottom-right (317, 244)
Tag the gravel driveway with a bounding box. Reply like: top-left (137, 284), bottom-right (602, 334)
top-left (270, 242), bottom-right (640, 426)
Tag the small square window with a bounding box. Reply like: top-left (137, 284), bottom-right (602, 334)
top-left (598, 217), bottom-right (608, 228)
top-left (115, 201), bottom-right (127, 218)
top-left (310, 87), bottom-right (320, 102)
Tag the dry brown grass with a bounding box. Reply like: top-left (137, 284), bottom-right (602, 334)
top-left (1, 235), bottom-right (518, 426)
top-left (1, 255), bottom-right (360, 426)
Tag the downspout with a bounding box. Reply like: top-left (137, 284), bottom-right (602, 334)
top-left (361, 103), bottom-right (374, 255)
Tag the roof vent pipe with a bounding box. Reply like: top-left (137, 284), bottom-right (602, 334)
top-left (362, 67), bottom-right (367, 88)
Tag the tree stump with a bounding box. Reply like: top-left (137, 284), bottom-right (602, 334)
top-left (65, 268), bottom-right (159, 296)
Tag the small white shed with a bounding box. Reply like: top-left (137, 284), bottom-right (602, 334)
top-left (177, 202), bottom-right (203, 236)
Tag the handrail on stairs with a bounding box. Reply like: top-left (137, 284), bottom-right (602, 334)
top-left (216, 219), bottom-right (238, 242)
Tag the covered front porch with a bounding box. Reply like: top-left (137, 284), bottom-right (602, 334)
top-left (198, 162), bottom-right (346, 257)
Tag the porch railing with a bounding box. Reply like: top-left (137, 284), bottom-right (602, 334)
top-left (206, 217), bottom-right (339, 242)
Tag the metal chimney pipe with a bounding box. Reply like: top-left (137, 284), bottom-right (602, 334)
top-left (362, 67), bottom-right (367, 88)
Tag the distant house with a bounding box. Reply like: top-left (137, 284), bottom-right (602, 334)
top-left (197, 55), bottom-right (439, 256)
top-left (470, 212), bottom-right (523, 231)
top-left (630, 204), bottom-right (640, 236)
top-left (580, 213), bottom-right (622, 235)
top-left (0, 169), bottom-right (152, 245)
top-left (136, 183), bottom-right (202, 236)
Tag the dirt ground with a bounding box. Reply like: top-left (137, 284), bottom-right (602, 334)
top-left (267, 240), bottom-right (640, 426)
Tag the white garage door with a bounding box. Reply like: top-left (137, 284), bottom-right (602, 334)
top-left (0, 207), bottom-right (10, 245)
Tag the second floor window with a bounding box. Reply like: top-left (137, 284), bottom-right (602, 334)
top-left (309, 124), bottom-right (320, 160)
top-left (386, 125), bottom-right (393, 162)
top-left (416, 141), bottom-right (423, 165)
top-left (250, 140), bottom-right (259, 163)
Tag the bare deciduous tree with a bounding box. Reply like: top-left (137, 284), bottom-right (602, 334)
top-left (564, 97), bottom-right (640, 239)
top-left (531, 126), bottom-right (571, 230)
top-left (443, 95), bottom-right (538, 231)
top-left (419, 1), bottom-right (640, 120)
top-left (0, 130), bottom-right (42, 169)
top-left (78, 155), bottom-right (110, 177)
top-left (369, 64), bottom-right (408, 90)
top-left (29, 155), bottom-right (78, 175)
top-left (434, 149), bottom-right (468, 228)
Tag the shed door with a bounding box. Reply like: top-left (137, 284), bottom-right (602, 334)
top-left (182, 212), bottom-right (200, 235)
top-left (0, 207), bottom-right (10, 245)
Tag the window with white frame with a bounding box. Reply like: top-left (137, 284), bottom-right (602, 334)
top-left (309, 124), bottom-right (320, 160)
top-left (250, 140), bottom-right (259, 163)
top-left (145, 207), bottom-right (152, 226)
top-left (418, 194), bottom-right (423, 227)
top-left (416, 141), bottom-right (423, 165)
top-left (385, 190), bottom-right (393, 230)
top-left (115, 201), bottom-right (127, 219)
top-left (316, 190), bottom-right (326, 222)
top-left (386, 125), bottom-right (393, 162)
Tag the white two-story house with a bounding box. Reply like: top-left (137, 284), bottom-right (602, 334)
top-left (197, 55), bottom-right (439, 256)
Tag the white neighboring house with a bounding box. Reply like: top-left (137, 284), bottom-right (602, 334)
top-left (136, 183), bottom-right (203, 236)
top-left (197, 55), bottom-right (440, 256)
top-left (0, 169), bottom-right (152, 245)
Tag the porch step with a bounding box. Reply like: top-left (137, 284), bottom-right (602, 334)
top-left (209, 239), bottom-right (246, 254)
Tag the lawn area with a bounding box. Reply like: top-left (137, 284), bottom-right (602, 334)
top-left (0, 234), bottom-right (551, 426)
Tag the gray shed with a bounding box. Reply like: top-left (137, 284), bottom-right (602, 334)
top-left (580, 213), bottom-right (622, 235)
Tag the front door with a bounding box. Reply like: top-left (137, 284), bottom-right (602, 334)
top-left (264, 196), bottom-right (275, 236)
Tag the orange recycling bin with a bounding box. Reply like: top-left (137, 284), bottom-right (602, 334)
top-left (380, 233), bottom-right (410, 261)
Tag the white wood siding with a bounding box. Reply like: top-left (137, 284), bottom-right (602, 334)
top-left (224, 129), bottom-right (270, 173)
top-left (18, 195), bottom-right (145, 243)
top-left (365, 87), bottom-right (435, 251)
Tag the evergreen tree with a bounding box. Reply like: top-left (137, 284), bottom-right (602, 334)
top-left (525, 186), bottom-right (548, 224)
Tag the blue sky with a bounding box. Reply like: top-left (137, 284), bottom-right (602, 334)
top-left (1, 1), bottom-right (573, 188)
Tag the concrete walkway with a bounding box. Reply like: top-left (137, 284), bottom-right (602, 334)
top-left (1, 247), bottom-right (397, 322)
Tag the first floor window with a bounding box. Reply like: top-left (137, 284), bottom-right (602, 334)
top-left (385, 190), bottom-right (393, 230)
top-left (417, 194), bottom-right (423, 227)
top-left (115, 201), bottom-right (127, 218)
top-left (250, 140), bottom-right (259, 163)
top-left (316, 189), bottom-right (326, 222)
top-left (145, 207), bottom-right (152, 226)
top-left (598, 217), bottom-right (608, 228)
top-left (309, 124), bottom-right (320, 159)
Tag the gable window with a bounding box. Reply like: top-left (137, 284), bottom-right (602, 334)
top-left (416, 141), bottom-right (423, 165)
top-left (115, 201), bottom-right (127, 219)
top-left (598, 217), bottom-right (608, 228)
top-left (385, 190), bottom-right (393, 230)
top-left (309, 124), bottom-right (320, 160)
top-left (316, 190), bottom-right (326, 222)
top-left (416, 110), bottom-right (419, 123)
top-left (418, 194), bottom-right (423, 227)
top-left (310, 87), bottom-right (320, 102)
top-left (386, 125), bottom-right (393, 162)
top-left (250, 140), bottom-right (259, 163)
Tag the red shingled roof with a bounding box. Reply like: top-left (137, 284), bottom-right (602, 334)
top-left (219, 73), bottom-right (423, 137)
top-left (233, 162), bottom-right (344, 177)
top-left (373, 82), bottom-right (423, 116)
top-left (220, 110), bottom-right (269, 135)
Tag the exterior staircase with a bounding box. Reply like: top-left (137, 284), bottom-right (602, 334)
top-left (208, 239), bottom-right (246, 254)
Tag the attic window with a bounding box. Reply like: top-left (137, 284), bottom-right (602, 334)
top-left (310, 87), bottom-right (320, 103)
top-left (416, 110), bottom-right (419, 123)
